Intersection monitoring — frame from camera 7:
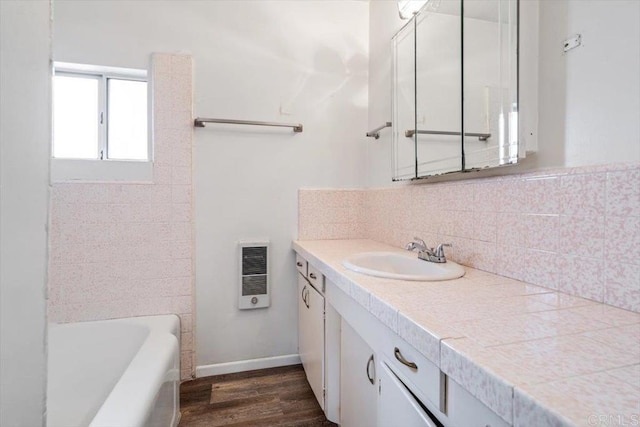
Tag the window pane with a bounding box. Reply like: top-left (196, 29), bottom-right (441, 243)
top-left (53, 75), bottom-right (99, 159)
top-left (107, 79), bottom-right (148, 160)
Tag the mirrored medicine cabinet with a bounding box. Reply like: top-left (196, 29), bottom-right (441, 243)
top-left (392, 0), bottom-right (519, 180)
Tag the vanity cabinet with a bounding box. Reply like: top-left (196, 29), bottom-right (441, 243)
top-left (332, 279), bottom-right (507, 427)
top-left (295, 250), bottom-right (509, 427)
top-left (297, 273), bottom-right (325, 410)
top-left (340, 319), bottom-right (378, 427)
top-left (296, 256), bottom-right (340, 423)
top-left (333, 283), bottom-right (444, 427)
top-left (341, 317), bottom-right (439, 427)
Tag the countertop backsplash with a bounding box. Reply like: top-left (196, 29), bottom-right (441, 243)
top-left (298, 162), bottom-right (639, 313)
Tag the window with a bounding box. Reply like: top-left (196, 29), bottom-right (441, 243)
top-left (53, 62), bottom-right (149, 161)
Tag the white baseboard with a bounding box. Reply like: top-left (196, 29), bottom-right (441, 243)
top-left (195, 354), bottom-right (301, 378)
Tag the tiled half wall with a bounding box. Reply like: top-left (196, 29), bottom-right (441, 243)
top-left (299, 163), bottom-right (640, 312)
top-left (48, 53), bottom-right (195, 379)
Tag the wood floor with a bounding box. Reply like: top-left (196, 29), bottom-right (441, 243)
top-left (179, 364), bottom-right (337, 427)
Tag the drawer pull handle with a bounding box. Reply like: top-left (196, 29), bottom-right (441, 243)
top-left (296, 262), bottom-right (304, 267)
top-left (366, 354), bottom-right (375, 385)
top-left (309, 273), bottom-right (317, 280)
top-left (394, 347), bottom-right (418, 370)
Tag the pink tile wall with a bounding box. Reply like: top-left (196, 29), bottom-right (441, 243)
top-left (48, 53), bottom-right (195, 379)
top-left (298, 189), bottom-right (368, 240)
top-left (298, 163), bottom-right (640, 312)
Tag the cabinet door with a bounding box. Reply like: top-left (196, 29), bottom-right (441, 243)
top-left (378, 361), bottom-right (438, 427)
top-left (340, 320), bottom-right (377, 427)
top-left (298, 274), bottom-right (325, 410)
top-left (298, 274), bottom-right (309, 367)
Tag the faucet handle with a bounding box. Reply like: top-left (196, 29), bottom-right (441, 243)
top-left (413, 236), bottom-right (427, 247)
top-left (435, 243), bottom-right (452, 257)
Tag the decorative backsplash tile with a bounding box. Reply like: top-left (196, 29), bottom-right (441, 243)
top-left (298, 162), bottom-right (640, 312)
top-left (297, 189), bottom-right (367, 240)
top-left (48, 53), bottom-right (195, 379)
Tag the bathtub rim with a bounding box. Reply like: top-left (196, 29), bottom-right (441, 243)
top-left (47, 314), bottom-right (181, 427)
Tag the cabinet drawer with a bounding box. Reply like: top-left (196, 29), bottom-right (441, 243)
top-left (295, 254), bottom-right (308, 277)
top-left (380, 333), bottom-right (445, 414)
top-left (308, 265), bottom-right (324, 293)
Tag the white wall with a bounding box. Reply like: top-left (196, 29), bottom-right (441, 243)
top-left (367, 0), bottom-right (640, 186)
top-left (367, 1), bottom-right (405, 187)
top-left (538, 0), bottom-right (640, 166)
top-left (0, 1), bottom-right (51, 424)
top-left (53, 0), bottom-right (370, 369)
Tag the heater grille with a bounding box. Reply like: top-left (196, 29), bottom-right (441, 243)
top-left (242, 246), bottom-right (267, 275)
top-left (242, 275), bottom-right (267, 296)
top-left (238, 241), bottom-right (269, 309)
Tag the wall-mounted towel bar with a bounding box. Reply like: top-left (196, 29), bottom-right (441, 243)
top-left (366, 122), bottom-right (392, 139)
top-left (405, 129), bottom-right (491, 141)
top-left (194, 117), bottom-right (303, 133)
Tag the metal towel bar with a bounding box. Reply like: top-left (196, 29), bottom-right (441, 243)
top-left (366, 122), bottom-right (392, 139)
top-left (194, 117), bottom-right (303, 133)
top-left (405, 129), bottom-right (490, 141)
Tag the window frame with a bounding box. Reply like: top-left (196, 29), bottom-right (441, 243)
top-left (53, 62), bottom-right (150, 162)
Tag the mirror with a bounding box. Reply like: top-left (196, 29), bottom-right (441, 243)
top-left (415, 1), bottom-right (462, 177)
top-left (392, 19), bottom-right (417, 180)
top-left (392, 0), bottom-right (519, 180)
top-left (463, 0), bottom-right (518, 171)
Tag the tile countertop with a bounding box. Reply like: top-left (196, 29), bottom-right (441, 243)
top-left (292, 239), bottom-right (640, 427)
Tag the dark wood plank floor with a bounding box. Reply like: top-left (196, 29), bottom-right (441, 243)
top-left (179, 364), bottom-right (337, 427)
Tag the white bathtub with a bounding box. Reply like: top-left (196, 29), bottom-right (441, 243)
top-left (47, 315), bottom-right (181, 427)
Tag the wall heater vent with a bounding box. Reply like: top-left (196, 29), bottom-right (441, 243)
top-left (238, 240), bottom-right (269, 309)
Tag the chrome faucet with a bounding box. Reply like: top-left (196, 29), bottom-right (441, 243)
top-left (404, 237), bottom-right (428, 252)
top-left (405, 237), bottom-right (452, 263)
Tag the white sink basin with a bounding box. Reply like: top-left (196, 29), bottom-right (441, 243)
top-left (342, 251), bottom-right (465, 281)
